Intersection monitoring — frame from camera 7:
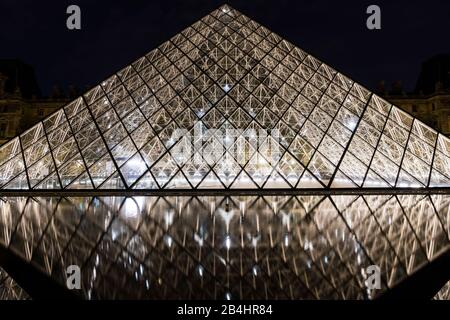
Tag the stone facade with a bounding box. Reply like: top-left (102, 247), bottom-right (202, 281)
top-left (383, 91), bottom-right (450, 135)
top-left (0, 92), bottom-right (67, 145)
top-left (0, 64), bottom-right (69, 145)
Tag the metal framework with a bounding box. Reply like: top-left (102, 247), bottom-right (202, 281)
top-left (0, 5), bottom-right (449, 191)
top-left (0, 5), bottom-right (449, 300)
top-left (434, 280), bottom-right (450, 300)
top-left (0, 194), bottom-right (448, 299)
top-left (0, 267), bottom-right (29, 300)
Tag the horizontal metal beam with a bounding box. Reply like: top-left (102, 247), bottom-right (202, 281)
top-left (1, 187), bottom-right (450, 197)
top-left (378, 249), bottom-right (450, 300)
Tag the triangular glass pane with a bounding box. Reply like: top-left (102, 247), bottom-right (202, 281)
top-left (28, 154), bottom-right (55, 188)
top-left (2, 172), bottom-right (28, 189)
top-left (88, 154), bottom-right (117, 188)
top-left (330, 170), bottom-right (358, 188)
top-left (244, 152), bottom-right (271, 187)
top-left (0, 138), bottom-right (21, 167)
top-left (182, 152), bottom-right (211, 188)
top-left (429, 169), bottom-right (450, 187)
top-left (99, 171), bottom-right (126, 189)
top-left (396, 169), bottom-right (424, 188)
top-left (164, 171), bottom-right (191, 189)
top-left (336, 153), bottom-right (367, 187)
top-left (52, 137), bottom-right (79, 168)
top-left (263, 169), bottom-right (290, 189)
top-left (120, 153), bottom-right (148, 187)
top-left (297, 171), bottom-right (323, 188)
top-left (66, 171), bottom-right (93, 189)
top-left (230, 170), bottom-right (257, 189)
top-left (0, 154), bottom-right (25, 188)
top-left (150, 153), bottom-right (179, 188)
top-left (400, 152), bottom-right (430, 186)
top-left (133, 171), bottom-right (158, 189)
top-left (35, 172), bottom-right (61, 189)
top-left (58, 154), bottom-right (87, 187)
top-left (307, 153), bottom-right (335, 185)
top-left (140, 137), bottom-right (167, 168)
top-left (213, 152), bottom-right (242, 187)
top-left (363, 169), bottom-right (390, 188)
top-left (276, 151), bottom-right (305, 187)
top-left (198, 171), bottom-right (225, 189)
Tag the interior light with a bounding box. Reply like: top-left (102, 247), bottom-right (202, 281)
top-left (164, 235), bottom-right (173, 248)
top-left (225, 234), bottom-right (231, 249)
top-left (284, 234), bottom-right (289, 247)
top-left (347, 118), bottom-right (357, 130)
top-left (123, 198), bottom-right (139, 218)
top-left (197, 265), bottom-right (204, 277)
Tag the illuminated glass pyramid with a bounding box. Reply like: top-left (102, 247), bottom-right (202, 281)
top-left (1, 4), bottom-right (450, 191)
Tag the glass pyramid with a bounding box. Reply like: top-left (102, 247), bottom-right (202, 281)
top-left (0, 5), bottom-right (450, 191)
top-left (0, 193), bottom-right (448, 299)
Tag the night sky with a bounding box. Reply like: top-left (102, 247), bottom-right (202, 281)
top-left (1, 0), bottom-right (449, 96)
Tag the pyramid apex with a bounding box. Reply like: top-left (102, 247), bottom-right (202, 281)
top-left (218, 4), bottom-right (233, 11)
top-left (215, 4), bottom-right (236, 15)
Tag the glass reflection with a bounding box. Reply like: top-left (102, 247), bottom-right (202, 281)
top-left (0, 267), bottom-right (29, 300)
top-left (0, 193), bottom-right (449, 300)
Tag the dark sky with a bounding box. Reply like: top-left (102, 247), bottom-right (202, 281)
top-left (1, 0), bottom-right (449, 95)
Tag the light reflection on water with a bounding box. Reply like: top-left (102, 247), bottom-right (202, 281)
top-left (0, 194), bottom-right (449, 299)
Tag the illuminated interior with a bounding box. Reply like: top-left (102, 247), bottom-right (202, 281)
top-left (0, 5), bottom-right (449, 191)
top-left (0, 4), bottom-right (449, 300)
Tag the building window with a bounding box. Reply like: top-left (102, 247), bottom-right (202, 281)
top-left (412, 105), bottom-right (418, 113)
top-left (37, 109), bottom-right (44, 117)
top-left (432, 103), bottom-right (436, 111)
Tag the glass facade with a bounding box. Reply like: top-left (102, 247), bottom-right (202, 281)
top-left (0, 5), bottom-right (449, 299)
top-left (0, 5), bottom-right (449, 190)
top-left (0, 266), bottom-right (29, 300)
top-left (434, 280), bottom-right (450, 300)
top-left (0, 194), bottom-right (448, 299)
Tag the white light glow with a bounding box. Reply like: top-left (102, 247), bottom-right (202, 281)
top-left (164, 235), bottom-right (173, 248)
top-left (225, 234), bottom-right (231, 249)
top-left (284, 234), bottom-right (289, 247)
top-left (197, 265), bottom-right (204, 277)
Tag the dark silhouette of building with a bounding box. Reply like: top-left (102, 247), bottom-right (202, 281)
top-left (379, 54), bottom-right (450, 135)
top-left (0, 60), bottom-right (72, 144)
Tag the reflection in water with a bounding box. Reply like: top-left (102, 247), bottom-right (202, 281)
top-left (0, 266), bottom-right (29, 300)
top-left (434, 280), bottom-right (450, 300)
top-left (0, 194), bottom-right (449, 299)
